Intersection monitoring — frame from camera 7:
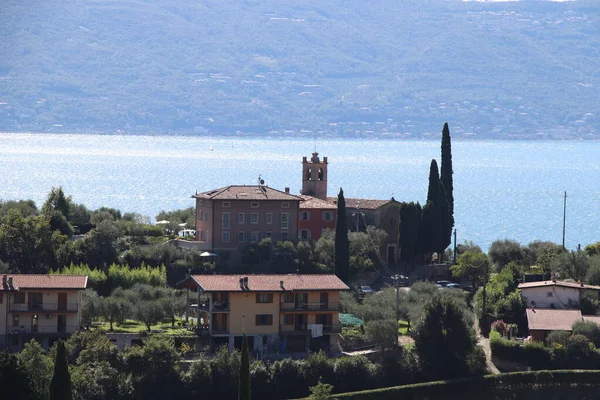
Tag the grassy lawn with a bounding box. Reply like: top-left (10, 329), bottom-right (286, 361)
top-left (91, 318), bottom-right (196, 336)
top-left (398, 320), bottom-right (410, 335)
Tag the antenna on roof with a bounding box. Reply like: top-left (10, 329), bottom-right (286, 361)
top-left (258, 174), bottom-right (265, 186)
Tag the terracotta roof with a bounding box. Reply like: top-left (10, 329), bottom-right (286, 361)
top-left (518, 281), bottom-right (600, 291)
top-left (193, 185), bottom-right (302, 201)
top-left (583, 315), bottom-right (600, 325)
top-left (180, 274), bottom-right (349, 292)
top-left (299, 195), bottom-right (337, 210)
top-left (327, 197), bottom-right (399, 210)
top-left (0, 274), bottom-right (88, 291)
top-left (526, 308), bottom-right (582, 331)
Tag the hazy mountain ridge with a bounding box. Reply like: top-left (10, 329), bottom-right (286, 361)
top-left (1, 0), bottom-right (599, 138)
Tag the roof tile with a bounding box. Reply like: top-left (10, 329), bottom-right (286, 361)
top-left (299, 195), bottom-right (337, 209)
top-left (1, 274), bottom-right (88, 291)
top-left (526, 308), bottom-right (582, 331)
top-left (193, 185), bottom-right (302, 201)
top-left (182, 274), bottom-right (349, 292)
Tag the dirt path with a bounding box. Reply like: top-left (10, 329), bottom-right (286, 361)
top-left (475, 322), bottom-right (500, 374)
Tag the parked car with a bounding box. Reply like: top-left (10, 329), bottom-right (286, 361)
top-left (446, 283), bottom-right (460, 289)
top-left (436, 280), bottom-right (452, 287)
top-left (358, 285), bottom-right (375, 296)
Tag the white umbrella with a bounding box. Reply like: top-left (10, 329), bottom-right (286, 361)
top-left (200, 252), bottom-right (217, 257)
top-left (156, 220), bottom-right (170, 225)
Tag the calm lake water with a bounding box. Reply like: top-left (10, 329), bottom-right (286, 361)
top-left (1, 133), bottom-right (599, 251)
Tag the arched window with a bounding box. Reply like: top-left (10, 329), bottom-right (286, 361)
top-left (307, 168), bottom-right (312, 180)
top-left (318, 168), bottom-right (324, 181)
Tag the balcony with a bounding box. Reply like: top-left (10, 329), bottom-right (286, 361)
top-left (280, 323), bottom-right (342, 334)
top-left (189, 324), bottom-right (229, 335)
top-left (9, 303), bottom-right (79, 313)
top-left (187, 300), bottom-right (230, 313)
top-left (8, 325), bottom-right (79, 335)
top-left (280, 302), bottom-right (340, 312)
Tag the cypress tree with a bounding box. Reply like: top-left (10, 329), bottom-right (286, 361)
top-left (398, 202), bottom-right (421, 266)
top-left (440, 123), bottom-right (454, 243)
top-left (335, 188), bottom-right (350, 283)
top-left (238, 333), bottom-right (251, 400)
top-left (426, 159), bottom-right (441, 204)
top-left (50, 341), bottom-right (72, 400)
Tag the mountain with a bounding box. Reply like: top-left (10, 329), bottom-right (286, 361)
top-left (1, 0), bottom-right (599, 138)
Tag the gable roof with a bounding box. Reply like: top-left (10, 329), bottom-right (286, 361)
top-left (193, 185), bottom-right (302, 201)
top-left (299, 195), bottom-right (337, 210)
top-left (177, 274), bottom-right (349, 292)
top-left (1, 274), bottom-right (88, 291)
top-left (327, 197), bottom-right (399, 210)
top-left (518, 280), bottom-right (600, 291)
top-left (526, 308), bottom-right (582, 331)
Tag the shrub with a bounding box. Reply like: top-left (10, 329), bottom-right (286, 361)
top-left (547, 330), bottom-right (571, 346)
top-left (572, 321), bottom-right (600, 348)
top-left (333, 356), bottom-right (374, 393)
top-left (491, 320), bottom-right (508, 336)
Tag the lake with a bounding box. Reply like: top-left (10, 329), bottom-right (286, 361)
top-left (1, 132), bottom-right (599, 251)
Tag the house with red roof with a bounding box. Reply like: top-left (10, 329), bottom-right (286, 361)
top-left (0, 274), bottom-right (88, 350)
top-left (192, 185), bottom-right (302, 261)
top-left (298, 195), bottom-right (337, 240)
top-left (176, 273), bottom-right (349, 354)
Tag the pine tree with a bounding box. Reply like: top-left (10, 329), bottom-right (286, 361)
top-left (238, 333), bottom-right (251, 400)
top-left (335, 188), bottom-right (350, 283)
top-left (440, 123), bottom-right (454, 244)
top-left (50, 340), bottom-right (73, 400)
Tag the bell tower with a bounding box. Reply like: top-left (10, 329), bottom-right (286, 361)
top-left (301, 152), bottom-right (328, 199)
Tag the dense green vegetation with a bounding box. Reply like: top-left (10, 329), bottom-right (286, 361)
top-left (1, 1), bottom-right (599, 138)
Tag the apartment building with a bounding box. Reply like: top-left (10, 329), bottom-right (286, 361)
top-left (0, 274), bottom-right (88, 350)
top-left (193, 185), bottom-right (302, 261)
top-left (177, 274), bottom-right (349, 355)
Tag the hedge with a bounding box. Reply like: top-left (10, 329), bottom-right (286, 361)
top-left (311, 370), bottom-right (600, 400)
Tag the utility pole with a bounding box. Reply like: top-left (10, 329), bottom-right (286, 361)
top-left (453, 229), bottom-right (457, 264)
top-left (562, 191), bottom-right (567, 250)
top-left (394, 274), bottom-right (400, 338)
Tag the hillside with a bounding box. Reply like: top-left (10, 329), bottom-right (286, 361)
top-left (1, 0), bottom-right (599, 138)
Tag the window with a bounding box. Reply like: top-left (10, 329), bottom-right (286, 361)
top-left (300, 211), bottom-right (310, 221)
top-left (265, 213), bottom-right (273, 224)
top-left (31, 315), bottom-right (38, 333)
top-left (222, 202), bottom-right (230, 208)
top-left (0, 293), bottom-right (2, 303)
top-left (222, 212), bottom-right (230, 229)
top-left (281, 213), bottom-right (289, 229)
top-left (281, 232), bottom-right (289, 241)
top-left (29, 293), bottom-right (43, 310)
top-left (205, 211), bottom-right (209, 222)
top-left (198, 210), bottom-right (203, 221)
top-left (547, 291), bottom-right (553, 297)
top-left (256, 293), bottom-right (273, 303)
top-left (283, 292), bottom-right (294, 303)
top-left (300, 229), bottom-right (310, 240)
top-left (250, 213), bottom-right (259, 224)
top-left (14, 292), bottom-right (25, 304)
top-left (250, 232), bottom-right (259, 242)
top-left (322, 211), bottom-right (333, 221)
top-left (237, 213), bottom-right (245, 224)
top-left (281, 202), bottom-right (289, 208)
top-left (237, 232), bottom-right (245, 243)
top-left (205, 231), bottom-right (210, 241)
top-left (255, 314), bottom-right (273, 326)
top-left (251, 202), bottom-right (259, 208)
top-left (283, 314), bottom-right (294, 325)
top-left (266, 232), bottom-right (272, 239)
top-left (222, 231), bottom-right (231, 243)
top-left (12, 314), bottom-right (19, 327)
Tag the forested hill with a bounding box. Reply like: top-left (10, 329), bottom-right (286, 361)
top-left (1, 0), bottom-right (599, 139)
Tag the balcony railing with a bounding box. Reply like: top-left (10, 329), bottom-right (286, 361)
top-left (187, 301), bottom-right (230, 312)
top-left (8, 325), bottom-right (79, 334)
top-left (280, 302), bottom-right (340, 312)
top-left (280, 323), bottom-right (342, 334)
top-left (9, 303), bottom-right (79, 313)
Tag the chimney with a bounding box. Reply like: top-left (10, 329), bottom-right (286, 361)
top-left (285, 187), bottom-right (290, 194)
top-left (2, 274), bottom-right (6, 288)
top-left (280, 280), bottom-right (285, 290)
top-left (240, 278), bottom-right (244, 290)
top-left (244, 277), bottom-right (249, 290)
top-left (8, 277), bottom-right (13, 290)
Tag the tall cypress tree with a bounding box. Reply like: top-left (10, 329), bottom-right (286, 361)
top-left (238, 333), bottom-right (251, 400)
top-left (440, 123), bottom-right (454, 242)
top-left (50, 341), bottom-right (72, 400)
top-left (335, 188), bottom-right (350, 283)
top-left (426, 159), bottom-right (441, 204)
top-left (398, 202), bottom-right (421, 266)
